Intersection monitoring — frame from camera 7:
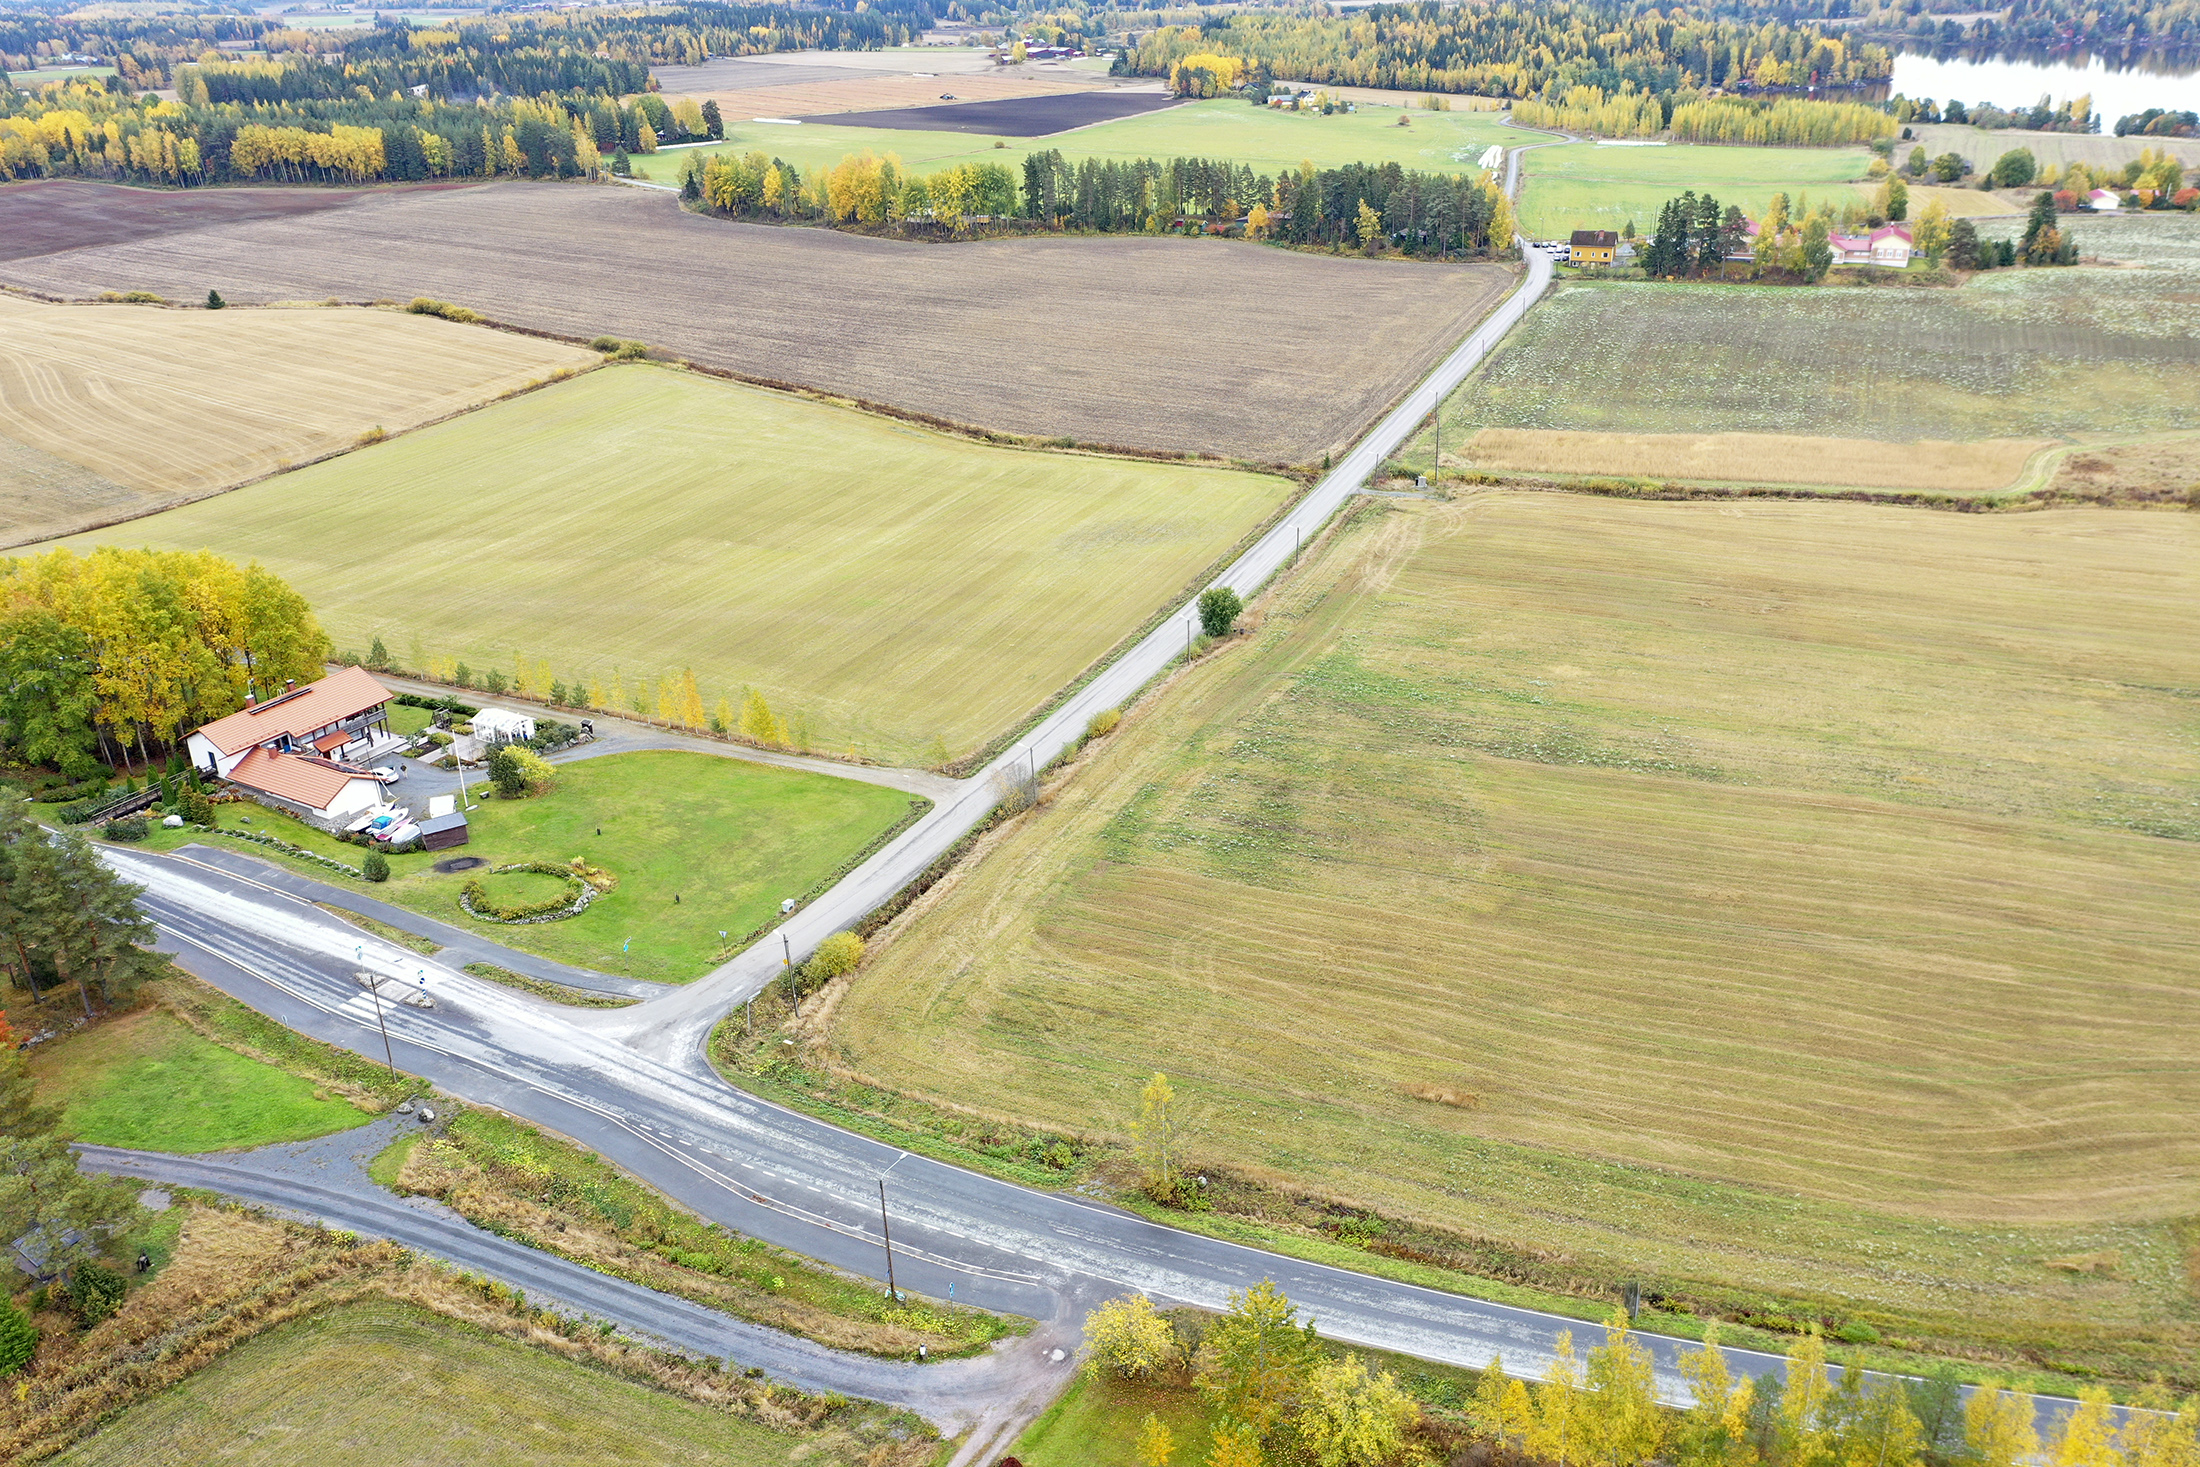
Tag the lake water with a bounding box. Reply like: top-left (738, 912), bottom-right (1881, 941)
top-left (1890, 51), bottom-right (2200, 125)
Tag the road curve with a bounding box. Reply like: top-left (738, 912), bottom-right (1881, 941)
top-left (77, 1120), bottom-right (1074, 1437)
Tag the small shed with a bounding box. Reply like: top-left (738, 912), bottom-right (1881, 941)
top-left (416, 810), bottom-right (470, 851)
top-left (472, 708), bottom-right (536, 744)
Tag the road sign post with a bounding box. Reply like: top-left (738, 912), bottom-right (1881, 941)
top-left (879, 1178), bottom-right (896, 1300)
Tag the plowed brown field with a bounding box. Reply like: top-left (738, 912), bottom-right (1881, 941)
top-left (0, 181), bottom-right (1514, 462)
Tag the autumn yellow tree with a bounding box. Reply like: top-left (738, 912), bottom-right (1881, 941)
top-left (1206, 1421), bottom-right (1263, 1467)
top-left (1138, 1412), bottom-right (1178, 1467)
top-left (1129, 1071), bottom-right (1182, 1195)
top-left (2053, 1388), bottom-right (2123, 1467)
top-left (1355, 199), bottom-right (1383, 251)
top-left (1084, 1293), bottom-right (1178, 1380)
top-left (1778, 1328), bottom-right (1834, 1467)
top-left (714, 695), bottom-right (735, 734)
top-left (1674, 1326), bottom-right (1754, 1467)
top-left (1913, 196), bottom-right (1952, 261)
top-left (2120, 1390), bottom-right (2199, 1467)
top-left (740, 687), bottom-right (788, 746)
top-left (1581, 1316), bottom-right (1664, 1467)
top-left (1965, 1383), bottom-right (2039, 1467)
top-left (1530, 1332), bottom-right (1582, 1467)
top-left (677, 668), bottom-right (706, 729)
top-left (1295, 1353), bottom-right (1418, 1467)
top-left (1196, 1280), bottom-right (1321, 1439)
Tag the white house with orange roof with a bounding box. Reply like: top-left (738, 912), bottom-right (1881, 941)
top-left (185, 666), bottom-right (398, 824)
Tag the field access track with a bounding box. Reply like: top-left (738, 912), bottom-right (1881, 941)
top-left (0, 180), bottom-right (1513, 464)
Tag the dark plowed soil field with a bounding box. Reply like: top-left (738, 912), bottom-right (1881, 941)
top-left (0, 178), bottom-right (475, 263)
top-left (0, 181), bottom-right (1513, 462)
top-left (801, 90), bottom-right (1182, 135)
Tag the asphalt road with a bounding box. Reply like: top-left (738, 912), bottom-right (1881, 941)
top-left (90, 237), bottom-right (2120, 1454)
top-left (78, 1119), bottom-right (1073, 1441)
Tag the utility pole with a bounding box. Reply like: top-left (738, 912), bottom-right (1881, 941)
top-left (357, 950), bottom-right (396, 1078)
top-left (879, 1179), bottom-right (896, 1300)
top-left (783, 932), bottom-right (799, 1017)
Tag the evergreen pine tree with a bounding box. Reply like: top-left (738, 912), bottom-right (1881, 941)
top-left (0, 1293), bottom-right (36, 1375)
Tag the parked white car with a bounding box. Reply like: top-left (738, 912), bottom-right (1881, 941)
top-left (369, 766), bottom-right (402, 785)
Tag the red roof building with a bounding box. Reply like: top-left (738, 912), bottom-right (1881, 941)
top-left (185, 666), bottom-right (395, 824)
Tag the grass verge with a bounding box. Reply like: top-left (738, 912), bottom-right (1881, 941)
top-left (315, 901), bottom-right (438, 955)
top-left (389, 1108), bottom-right (1024, 1358)
top-left (26, 999), bottom-right (375, 1153)
top-left (460, 960), bottom-right (638, 1009)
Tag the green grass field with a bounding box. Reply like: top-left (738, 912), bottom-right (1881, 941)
top-left (48, 1300), bottom-right (814, 1467)
top-left (828, 493), bottom-right (2200, 1384)
top-left (634, 96), bottom-right (1518, 185)
top-left (1397, 229), bottom-right (2200, 484)
top-left (141, 751), bottom-right (914, 982)
top-left (1514, 139), bottom-right (1874, 237)
top-left (28, 1008), bottom-right (371, 1151)
top-left (48, 365), bottom-right (1292, 766)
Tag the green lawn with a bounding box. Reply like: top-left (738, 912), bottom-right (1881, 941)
top-left (27, 1008), bottom-right (371, 1152)
top-left (387, 702), bottom-right (433, 736)
top-left (634, 96), bottom-right (1518, 185)
top-left (1012, 1374), bottom-right (1221, 1467)
top-left (47, 365), bottom-right (1293, 766)
top-left (1515, 139), bottom-right (1872, 237)
top-left (143, 750), bottom-right (918, 982)
top-left (49, 1301), bottom-right (817, 1467)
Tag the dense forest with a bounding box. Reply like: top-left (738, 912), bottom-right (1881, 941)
top-left (1675, 0), bottom-right (2199, 54)
top-left (1514, 88), bottom-right (1895, 143)
top-left (0, 1), bottom-right (933, 90)
top-left (1116, 2), bottom-right (1893, 100)
top-left (686, 144), bottom-right (1518, 256)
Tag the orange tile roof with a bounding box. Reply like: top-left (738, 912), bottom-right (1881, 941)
top-left (193, 666), bottom-right (390, 756)
top-left (226, 747), bottom-right (375, 811)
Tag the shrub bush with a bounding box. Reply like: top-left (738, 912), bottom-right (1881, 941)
top-left (205, 289), bottom-right (225, 309)
top-left (459, 863), bottom-right (589, 921)
top-left (800, 931), bottom-right (864, 988)
top-left (1197, 586), bottom-right (1243, 637)
top-left (406, 296), bottom-right (483, 324)
top-left (363, 851), bottom-right (390, 882)
top-left (180, 789), bottom-right (216, 825)
top-left (68, 1260), bottom-right (127, 1326)
top-left (0, 1295), bottom-right (36, 1375)
top-left (1085, 708), bottom-right (1121, 739)
top-left (101, 815), bottom-right (149, 841)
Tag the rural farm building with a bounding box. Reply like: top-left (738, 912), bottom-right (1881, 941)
top-left (1568, 229), bottom-right (1619, 265)
top-left (2086, 188), bottom-right (2122, 210)
top-left (1826, 223), bottom-right (1912, 267)
top-left (185, 665), bottom-right (396, 779)
top-left (185, 665), bottom-right (397, 827)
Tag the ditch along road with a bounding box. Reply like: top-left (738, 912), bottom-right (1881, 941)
top-left (102, 237), bottom-right (2118, 1453)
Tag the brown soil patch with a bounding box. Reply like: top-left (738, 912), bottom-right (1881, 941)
top-left (672, 70), bottom-right (1101, 118)
top-left (0, 177), bottom-right (475, 263)
top-left (2046, 436), bottom-right (2200, 507)
top-left (0, 181), bottom-right (1513, 462)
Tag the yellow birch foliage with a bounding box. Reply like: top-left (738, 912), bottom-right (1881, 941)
top-left (1676, 1326), bottom-right (1754, 1467)
top-left (1582, 1316), bottom-right (1664, 1467)
top-left (739, 688), bottom-right (788, 746)
top-left (1531, 1332), bottom-right (1582, 1467)
top-left (1083, 1293), bottom-right (1177, 1380)
top-left (1966, 1384), bottom-right (2040, 1467)
top-left (1138, 1412), bottom-right (1178, 1467)
top-left (2055, 1388), bottom-right (2124, 1467)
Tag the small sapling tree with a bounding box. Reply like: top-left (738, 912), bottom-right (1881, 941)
top-left (362, 850), bottom-right (390, 882)
top-left (205, 289), bottom-right (225, 309)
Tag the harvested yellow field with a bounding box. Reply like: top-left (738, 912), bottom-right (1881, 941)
top-left (1449, 426), bottom-right (2052, 491)
top-left (832, 493), bottom-right (2200, 1377)
top-left (0, 294), bottom-right (595, 545)
top-left (666, 70), bottom-right (1100, 118)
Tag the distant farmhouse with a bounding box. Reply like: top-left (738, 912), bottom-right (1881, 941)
top-left (1568, 228), bottom-right (1619, 265)
top-left (1825, 223), bottom-right (1913, 267)
top-left (185, 665), bottom-right (398, 826)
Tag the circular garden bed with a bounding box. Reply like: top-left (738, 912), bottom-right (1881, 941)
top-left (457, 862), bottom-right (599, 924)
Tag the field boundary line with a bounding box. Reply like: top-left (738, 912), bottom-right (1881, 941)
top-left (0, 300), bottom-right (603, 553)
